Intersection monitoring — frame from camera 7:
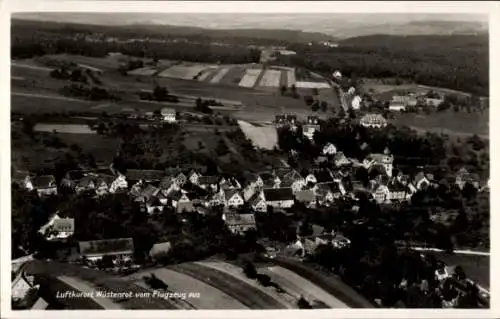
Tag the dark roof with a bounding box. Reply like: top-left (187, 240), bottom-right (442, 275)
top-left (264, 188), bottom-right (294, 201)
top-left (164, 168), bottom-right (186, 178)
top-left (388, 182), bottom-right (408, 192)
top-left (96, 174), bottom-right (115, 185)
top-left (295, 190), bottom-right (316, 202)
top-left (79, 238), bottom-right (134, 257)
top-left (32, 175), bottom-right (56, 189)
top-left (198, 175), bottom-right (220, 185)
top-left (76, 176), bottom-right (96, 188)
top-left (223, 189), bottom-right (241, 201)
top-left (139, 185), bottom-right (159, 200)
top-left (65, 170), bottom-right (86, 181)
top-left (168, 190), bottom-right (187, 201)
top-left (126, 169), bottom-right (164, 182)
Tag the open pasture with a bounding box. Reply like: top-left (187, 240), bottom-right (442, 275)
top-left (258, 69), bottom-right (282, 87)
top-left (238, 68), bottom-right (264, 88)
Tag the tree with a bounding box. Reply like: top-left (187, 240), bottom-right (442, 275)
top-left (320, 101), bottom-right (328, 112)
top-left (297, 296), bottom-right (313, 309)
top-left (215, 140), bottom-right (229, 156)
top-left (312, 88), bottom-right (319, 96)
top-left (311, 101), bottom-right (319, 112)
top-left (291, 84), bottom-right (299, 99)
top-left (453, 265), bottom-right (466, 280)
top-left (280, 85), bottom-right (287, 96)
top-left (243, 261), bottom-right (258, 279)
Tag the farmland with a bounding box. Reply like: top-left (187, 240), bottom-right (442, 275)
top-left (237, 120), bottom-right (278, 150)
top-left (130, 268), bottom-right (248, 309)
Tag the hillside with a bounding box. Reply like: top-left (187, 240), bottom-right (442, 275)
top-left (11, 19), bottom-right (337, 45)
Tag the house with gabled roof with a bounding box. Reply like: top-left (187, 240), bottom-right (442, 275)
top-left (259, 172), bottom-right (279, 189)
top-left (110, 174), bottom-right (128, 193)
top-left (187, 169), bottom-right (202, 185)
top-left (249, 191), bottom-right (267, 213)
top-left (95, 174), bottom-right (115, 196)
top-left (334, 152), bottom-right (351, 167)
top-left (263, 187), bottom-right (295, 208)
top-left (136, 184), bottom-right (160, 203)
top-left (223, 212), bottom-right (257, 235)
top-left (369, 182), bottom-right (390, 204)
top-left (60, 170), bottom-right (86, 189)
top-left (322, 142), bottom-right (337, 156)
top-left (223, 189), bottom-right (244, 208)
top-left (304, 172), bottom-right (317, 185)
top-left (220, 176), bottom-right (242, 190)
top-left (75, 175), bottom-right (97, 194)
top-left (363, 149), bottom-right (394, 177)
top-left (145, 196), bottom-right (164, 214)
top-left (39, 213), bottom-right (74, 241)
top-left (387, 182), bottom-right (409, 202)
top-left (413, 172), bottom-right (432, 190)
top-left (32, 175), bottom-right (58, 197)
top-left (161, 107), bottom-right (176, 123)
top-left (165, 168), bottom-right (188, 186)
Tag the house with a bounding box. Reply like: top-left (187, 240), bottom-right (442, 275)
top-left (259, 172), bottom-right (279, 189)
top-left (334, 152), bottom-right (351, 167)
top-left (223, 212), bottom-right (257, 235)
top-left (455, 168), bottom-right (480, 190)
top-left (347, 86), bottom-right (356, 95)
top-left (295, 189), bottom-right (316, 208)
top-left (136, 185), bottom-right (159, 203)
top-left (314, 182), bottom-right (342, 206)
top-left (161, 107), bottom-right (176, 123)
top-left (220, 177), bottom-right (242, 190)
top-left (363, 150), bottom-right (394, 177)
top-left (263, 188), bottom-right (295, 208)
top-left (426, 98), bottom-right (445, 108)
top-left (387, 182), bottom-right (409, 202)
top-left (159, 176), bottom-right (179, 196)
top-left (32, 175), bottom-right (58, 196)
top-left (208, 191), bottom-right (225, 207)
top-left (307, 116), bottom-right (319, 125)
top-left (75, 175), bottom-right (97, 194)
top-left (188, 170), bottom-right (201, 185)
top-left (249, 191), bottom-right (267, 213)
top-left (110, 174), bottom-right (128, 193)
top-left (223, 189), bottom-right (244, 207)
top-left (322, 142), bottom-right (337, 155)
top-left (177, 201), bottom-right (195, 213)
top-left (274, 169), bottom-right (306, 192)
top-left (60, 170), bottom-right (86, 189)
top-left (12, 170), bottom-right (34, 191)
top-left (333, 70), bottom-right (342, 79)
top-left (165, 168), bottom-right (188, 186)
top-left (149, 241), bottom-right (172, 261)
top-left (304, 172), bottom-right (317, 185)
top-left (95, 174), bottom-right (115, 196)
top-left (360, 113), bottom-right (387, 128)
top-left (274, 114), bottom-right (298, 130)
top-left (198, 176), bottom-right (220, 192)
top-left (303, 123), bottom-right (321, 141)
top-left (413, 172), bottom-right (432, 190)
top-left (369, 182), bottom-right (390, 204)
top-left (351, 95), bottom-right (362, 110)
top-left (38, 213), bottom-right (74, 241)
top-left (168, 191), bottom-right (191, 208)
top-left (78, 238), bottom-right (134, 262)
top-left (145, 197), bottom-right (164, 214)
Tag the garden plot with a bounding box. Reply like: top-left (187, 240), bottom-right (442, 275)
top-left (238, 69), bottom-right (263, 88)
top-left (209, 67), bottom-right (231, 84)
top-left (196, 261), bottom-right (294, 309)
top-left (127, 67), bottom-right (158, 76)
top-left (258, 69), bottom-right (282, 87)
top-left (158, 65), bottom-right (213, 80)
top-left (238, 120), bottom-right (277, 150)
top-left (130, 268), bottom-right (247, 309)
top-left (258, 266), bottom-right (349, 308)
top-left (295, 81), bottom-right (331, 89)
top-left (170, 263), bottom-right (285, 309)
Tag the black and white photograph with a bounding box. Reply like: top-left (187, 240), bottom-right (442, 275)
top-left (4, 1), bottom-right (496, 315)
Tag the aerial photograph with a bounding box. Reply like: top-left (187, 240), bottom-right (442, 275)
top-left (10, 10), bottom-right (489, 310)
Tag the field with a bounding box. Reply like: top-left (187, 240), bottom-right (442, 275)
top-left (127, 67), bottom-right (158, 76)
top-left (238, 68), bottom-right (264, 88)
top-left (237, 120), bottom-right (278, 150)
top-left (258, 69), bottom-right (282, 88)
top-left (391, 110), bottom-right (489, 138)
top-left (169, 262), bottom-right (286, 309)
top-left (295, 81), bottom-right (331, 89)
top-left (209, 67), bottom-right (231, 84)
top-left (131, 268), bottom-right (248, 309)
top-left (197, 261), bottom-right (294, 308)
top-left (34, 123), bottom-right (96, 134)
top-left (158, 64), bottom-right (216, 80)
top-left (258, 266), bottom-right (349, 308)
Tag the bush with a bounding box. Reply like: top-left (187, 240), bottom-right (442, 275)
top-left (243, 261), bottom-right (258, 279)
top-left (256, 273), bottom-right (272, 287)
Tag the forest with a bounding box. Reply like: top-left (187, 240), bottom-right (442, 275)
top-left (283, 34), bottom-right (489, 96)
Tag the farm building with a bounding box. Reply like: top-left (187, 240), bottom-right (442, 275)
top-left (223, 212), bottom-right (257, 235)
top-left (161, 107), bottom-right (176, 123)
top-left (263, 187), bottom-right (295, 208)
top-left (78, 238), bottom-right (134, 262)
top-left (360, 114), bottom-right (387, 128)
top-left (322, 143), bottom-right (337, 155)
top-left (32, 175), bottom-right (58, 197)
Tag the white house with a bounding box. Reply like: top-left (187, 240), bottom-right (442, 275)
top-left (333, 70), bottom-right (342, 79)
top-left (360, 114), bottom-right (387, 128)
top-left (110, 174), bottom-right (128, 193)
top-left (161, 107), bottom-right (176, 123)
top-left (322, 143), bottom-right (337, 155)
top-left (363, 150), bottom-right (394, 177)
top-left (347, 87), bottom-right (356, 95)
top-left (38, 214), bottom-right (74, 241)
top-left (32, 175), bottom-right (58, 197)
top-left (188, 170), bottom-right (201, 185)
top-left (370, 184), bottom-right (390, 204)
top-left (223, 213), bottom-right (257, 235)
top-left (351, 95), bottom-right (362, 110)
top-left (413, 172), bottom-right (432, 190)
top-left (224, 189), bottom-right (245, 208)
top-left (250, 192), bottom-right (268, 213)
top-left (305, 173), bottom-right (317, 185)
